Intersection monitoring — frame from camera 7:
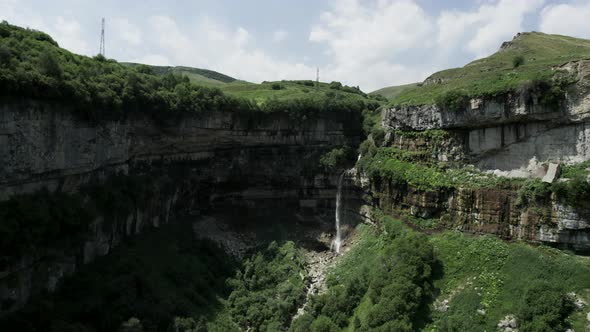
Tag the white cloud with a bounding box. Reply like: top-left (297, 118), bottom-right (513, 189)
top-left (53, 16), bottom-right (90, 54)
top-left (131, 54), bottom-right (171, 66)
top-left (438, 0), bottom-right (544, 58)
top-left (539, 1), bottom-right (590, 39)
top-left (144, 15), bottom-right (313, 82)
top-left (272, 29), bottom-right (288, 42)
top-left (309, 0), bottom-right (546, 91)
top-left (112, 18), bottom-right (142, 46)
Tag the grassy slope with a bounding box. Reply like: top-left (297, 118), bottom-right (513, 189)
top-left (326, 211), bottom-right (590, 331)
top-left (391, 32), bottom-right (590, 106)
top-left (220, 80), bottom-right (371, 105)
top-left (369, 82), bottom-right (418, 100)
top-left (122, 62), bottom-right (238, 87)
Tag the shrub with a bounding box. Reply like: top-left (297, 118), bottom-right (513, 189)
top-left (370, 127), bottom-right (385, 146)
top-left (329, 81), bottom-right (342, 90)
top-left (552, 175), bottom-right (590, 208)
top-left (435, 90), bottom-right (469, 112)
top-left (310, 316), bottom-right (340, 332)
top-left (319, 146), bottom-right (353, 170)
top-left (516, 282), bottom-right (574, 332)
top-left (271, 82), bottom-right (283, 90)
top-left (513, 55), bottom-right (525, 68)
top-left (0, 44), bottom-right (11, 65)
top-left (39, 50), bottom-right (62, 78)
top-left (515, 179), bottom-right (551, 208)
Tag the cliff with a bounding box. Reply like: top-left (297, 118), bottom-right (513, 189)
top-left (0, 98), bottom-right (362, 314)
top-left (361, 60), bottom-right (590, 252)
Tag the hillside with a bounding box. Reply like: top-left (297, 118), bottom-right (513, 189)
top-left (221, 80), bottom-right (381, 106)
top-left (391, 32), bottom-right (590, 106)
top-left (0, 21), bottom-right (380, 117)
top-left (369, 82), bottom-right (418, 100)
top-left (122, 63), bottom-right (238, 87)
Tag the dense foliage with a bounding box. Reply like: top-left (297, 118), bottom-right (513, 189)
top-left (357, 145), bottom-right (521, 191)
top-left (1, 224), bottom-right (236, 332)
top-left (0, 175), bottom-right (160, 262)
top-left (319, 146), bottom-right (355, 170)
top-left (0, 22), bottom-right (381, 119)
top-left (292, 215), bottom-right (437, 332)
top-left (0, 189), bottom-right (94, 261)
top-left (291, 211), bottom-right (590, 331)
top-left (430, 231), bottom-right (589, 331)
top-left (210, 241), bottom-right (307, 331)
top-left (0, 22), bottom-right (256, 115)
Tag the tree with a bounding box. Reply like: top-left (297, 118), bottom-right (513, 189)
top-left (513, 55), bottom-right (525, 68)
top-left (517, 283), bottom-right (574, 332)
top-left (311, 315), bottom-right (340, 332)
top-left (119, 317), bottom-right (143, 332)
top-left (39, 51), bottom-right (62, 78)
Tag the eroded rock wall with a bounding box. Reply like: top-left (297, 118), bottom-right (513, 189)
top-left (382, 60), bottom-right (590, 172)
top-left (0, 98), bottom-right (363, 314)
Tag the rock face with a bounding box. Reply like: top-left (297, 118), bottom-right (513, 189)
top-left (382, 60), bottom-right (590, 173)
top-left (0, 98), bottom-right (363, 315)
top-left (365, 61), bottom-right (590, 252)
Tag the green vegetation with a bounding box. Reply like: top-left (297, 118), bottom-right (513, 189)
top-left (0, 175), bottom-right (162, 263)
top-left (357, 145), bottom-right (521, 192)
top-left (391, 32), bottom-right (590, 106)
top-left (319, 146), bottom-right (355, 170)
top-left (0, 189), bottom-right (94, 261)
top-left (369, 83), bottom-right (418, 101)
top-left (430, 231), bottom-right (589, 331)
top-left (0, 22), bottom-right (258, 115)
top-left (291, 210), bottom-right (590, 332)
top-left (210, 241), bottom-right (307, 331)
top-left (122, 63), bottom-right (237, 87)
top-left (292, 212), bottom-right (436, 331)
top-left (220, 80), bottom-right (382, 112)
top-left (0, 22), bottom-right (381, 118)
top-left (1, 223), bottom-right (236, 332)
top-left (515, 178), bottom-right (552, 208)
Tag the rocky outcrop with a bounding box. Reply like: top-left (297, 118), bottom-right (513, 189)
top-left (382, 60), bottom-right (590, 173)
top-left (362, 63), bottom-right (590, 251)
top-left (0, 98), bottom-right (363, 315)
top-left (352, 172), bottom-right (590, 252)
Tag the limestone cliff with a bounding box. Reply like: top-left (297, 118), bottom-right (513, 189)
top-left (367, 60), bottom-right (590, 252)
top-left (0, 98), bottom-right (362, 314)
top-left (382, 60), bottom-right (590, 173)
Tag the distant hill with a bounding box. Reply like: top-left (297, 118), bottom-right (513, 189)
top-left (122, 63), bottom-right (238, 87)
top-left (391, 32), bottom-right (590, 106)
top-left (220, 80), bottom-right (379, 106)
top-left (370, 83), bottom-right (418, 100)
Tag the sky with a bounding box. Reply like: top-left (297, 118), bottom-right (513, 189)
top-left (2, 0), bottom-right (590, 91)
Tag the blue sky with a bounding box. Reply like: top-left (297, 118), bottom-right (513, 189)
top-left (2, 0), bottom-right (590, 91)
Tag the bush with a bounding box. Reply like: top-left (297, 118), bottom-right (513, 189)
top-left (0, 44), bottom-right (11, 65)
top-left (39, 50), bottom-right (62, 78)
top-left (517, 282), bottom-right (574, 332)
top-left (310, 316), bottom-right (340, 332)
top-left (515, 179), bottom-right (551, 208)
top-left (271, 82), bottom-right (283, 90)
top-left (435, 90), bottom-right (469, 112)
top-left (329, 81), bottom-right (342, 90)
top-left (513, 55), bottom-right (525, 68)
top-left (319, 146), bottom-right (353, 170)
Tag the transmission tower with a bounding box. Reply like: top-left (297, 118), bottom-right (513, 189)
top-left (316, 67), bottom-right (319, 90)
top-left (99, 18), bottom-right (105, 56)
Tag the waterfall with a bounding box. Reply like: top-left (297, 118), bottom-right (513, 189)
top-left (332, 172), bottom-right (345, 254)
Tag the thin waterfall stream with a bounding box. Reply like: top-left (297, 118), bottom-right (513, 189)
top-left (331, 172), bottom-right (345, 254)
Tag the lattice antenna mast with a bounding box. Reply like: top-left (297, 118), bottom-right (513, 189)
top-left (99, 18), bottom-right (105, 56)
top-left (316, 67), bottom-right (319, 90)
